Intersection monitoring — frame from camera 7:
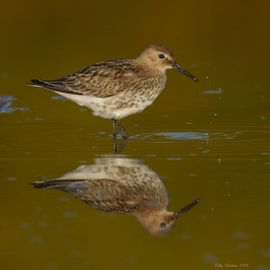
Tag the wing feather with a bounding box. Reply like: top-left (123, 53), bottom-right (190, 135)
top-left (31, 59), bottom-right (140, 98)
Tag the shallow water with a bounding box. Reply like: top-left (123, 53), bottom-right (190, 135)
top-left (1, 1), bottom-right (270, 269)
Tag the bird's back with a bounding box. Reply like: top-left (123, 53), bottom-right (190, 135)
top-left (31, 59), bottom-right (143, 97)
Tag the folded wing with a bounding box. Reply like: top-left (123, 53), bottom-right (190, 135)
top-left (31, 59), bottom-right (139, 98)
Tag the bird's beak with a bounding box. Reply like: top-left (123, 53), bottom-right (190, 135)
top-left (172, 62), bottom-right (199, 82)
top-left (174, 198), bottom-right (200, 219)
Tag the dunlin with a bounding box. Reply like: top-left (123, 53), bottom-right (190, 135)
top-left (31, 45), bottom-right (198, 138)
top-left (32, 157), bottom-right (200, 235)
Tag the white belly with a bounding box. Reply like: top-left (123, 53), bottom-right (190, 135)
top-left (56, 92), bottom-right (114, 118)
top-left (56, 91), bottom-right (158, 120)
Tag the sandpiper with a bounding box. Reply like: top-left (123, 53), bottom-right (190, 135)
top-left (31, 45), bottom-right (198, 138)
top-left (32, 157), bottom-right (200, 235)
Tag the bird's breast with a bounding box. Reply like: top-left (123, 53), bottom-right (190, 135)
top-left (104, 75), bottom-right (167, 119)
top-left (133, 74), bottom-right (167, 102)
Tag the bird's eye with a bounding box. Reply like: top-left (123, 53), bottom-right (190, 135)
top-left (159, 54), bottom-right (165, 59)
top-left (160, 222), bottom-right (166, 228)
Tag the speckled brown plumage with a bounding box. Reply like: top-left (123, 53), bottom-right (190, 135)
top-left (31, 45), bottom-right (198, 137)
top-left (34, 60), bottom-right (142, 98)
top-left (32, 157), bottom-right (200, 235)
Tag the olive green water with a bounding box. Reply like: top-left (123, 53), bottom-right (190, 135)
top-left (1, 1), bottom-right (270, 269)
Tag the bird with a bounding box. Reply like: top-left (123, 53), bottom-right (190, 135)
top-left (31, 156), bottom-right (200, 235)
top-left (30, 45), bottom-right (198, 138)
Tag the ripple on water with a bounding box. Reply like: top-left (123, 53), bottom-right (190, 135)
top-left (261, 249), bottom-right (270, 257)
top-left (202, 252), bottom-right (219, 264)
top-left (203, 88), bottom-right (223, 95)
top-left (63, 210), bottom-right (78, 218)
top-left (153, 132), bottom-right (209, 141)
top-left (144, 129), bottom-right (270, 143)
top-left (0, 95), bottom-right (29, 113)
top-left (236, 242), bottom-right (251, 250)
top-left (233, 231), bottom-right (249, 239)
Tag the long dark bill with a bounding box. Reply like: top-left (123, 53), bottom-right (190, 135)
top-left (174, 198), bottom-right (200, 219)
top-left (173, 63), bottom-right (199, 82)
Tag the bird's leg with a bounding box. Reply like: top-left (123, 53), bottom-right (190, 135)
top-left (112, 119), bottom-right (118, 138)
top-left (112, 137), bottom-right (127, 154)
top-left (112, 136), bottom-right (118, 153)
top-left (118, 137), bottom-right (127, 153)
top-left (112, 119), bottom-right (121, 153)
top-left (117, 120), bottom-right (128, 139)
top-left (112, 119), bottom-right (128, 153)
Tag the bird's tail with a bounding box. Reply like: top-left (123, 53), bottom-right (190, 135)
top-left (30, 79), bottom-right (63, 91)
top-left (30, 79), bottom-right (48, 88)
top-left (30, 78), bottom-right (81, 95)
top-left (31, 179), bottom-right (83, 191)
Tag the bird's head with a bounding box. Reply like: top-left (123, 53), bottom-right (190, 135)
top-left (136, 199), bottom-right (200, 236)
top-left (136, 44), bottom-right (198, 82)
top-left (136, 210), bottom-right (177, 235)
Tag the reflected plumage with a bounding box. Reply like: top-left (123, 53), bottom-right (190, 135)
top-left (32, 157), bottom-right (199, 235)
top-left (30, 45), bottom-right (198, 137)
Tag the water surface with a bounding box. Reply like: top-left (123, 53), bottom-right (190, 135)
top-left (1, 1), bottom-right (270, 270)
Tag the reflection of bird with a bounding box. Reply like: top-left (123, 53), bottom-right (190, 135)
top-left (32, 157), bottom-right (199, 235)
top-left (30, 45), bottom-right (198, 138)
